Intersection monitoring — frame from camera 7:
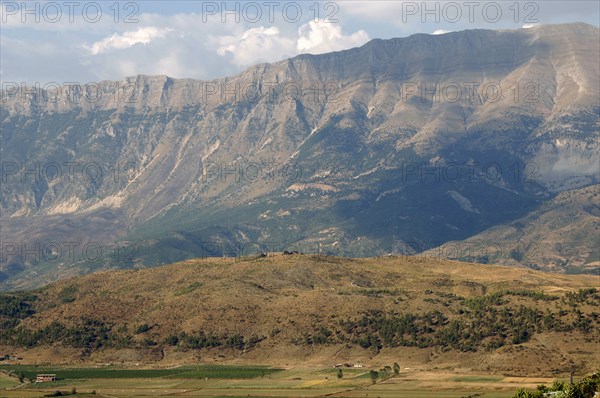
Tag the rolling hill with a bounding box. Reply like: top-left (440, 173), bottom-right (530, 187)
top-left (1, 255), bottom-right (598, 375)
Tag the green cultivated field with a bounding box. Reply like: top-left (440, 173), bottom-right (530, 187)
top-left (0, 364), bottom-right (281, 381)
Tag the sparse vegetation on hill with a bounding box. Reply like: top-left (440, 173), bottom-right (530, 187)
top-left (0, 255), bottom-right (598, 372)
top-left (5, 285), bottom-right (593, 354)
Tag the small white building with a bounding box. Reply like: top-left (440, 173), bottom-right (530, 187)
top-left (35, 374), bottom-right (56, 383)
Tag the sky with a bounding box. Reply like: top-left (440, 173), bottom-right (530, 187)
top-left (1, 1), bottom-right (599, 83)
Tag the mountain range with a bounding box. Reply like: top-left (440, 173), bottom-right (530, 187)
top-left (1, 22), bottom-right (599, 290)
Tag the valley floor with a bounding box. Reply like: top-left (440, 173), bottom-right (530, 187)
top-left (1, 366), bottom-right (567, 398)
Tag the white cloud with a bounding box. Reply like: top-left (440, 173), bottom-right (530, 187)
top-left (216, 21), bottom-right (369, 67)
top-left (216, 26), bottom-right (296, 66)
top-left (432, 29), bottom-right (452, 35)
top-left (86, 27), bottom-right (173, 55)
top-left (297, 21), bottom-right (369, 54)
top-left (522, 23), bottom-right (541, 29)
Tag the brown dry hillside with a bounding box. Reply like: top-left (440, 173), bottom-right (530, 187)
top-left (1, 255), bottom-right (598, 374)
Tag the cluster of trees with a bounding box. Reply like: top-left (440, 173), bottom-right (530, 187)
top-left (334, 306), bottom-right (563, 352)
top-left (45, 387), bottom-right (80, 397)
top-left (564, 288), bottom-right (599, 306)
top-left (0, 293), bottom-right (36, 319)
top-left (0, 318), bottom-right (268, 353)
top-left (502, 290), bottom-right (560, 301)
top-left (511, 373), bottom-right (600, 398)
top-left (313, 289), bottom-right (597, 352)
top-left (0, 319), bottom-right (112, 350)
top-left (58, 286), bottom-right (77, 303)
top-left (368, 363), bottom-right (401, 384)
top-left (0, 290), bottom-right (268, 352)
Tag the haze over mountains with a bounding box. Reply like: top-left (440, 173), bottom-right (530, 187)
top-left (1, 23), bottom-right (599, 289)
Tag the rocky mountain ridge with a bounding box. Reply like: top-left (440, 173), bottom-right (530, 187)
top-left (1, 23), bottom-right (598, 289)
